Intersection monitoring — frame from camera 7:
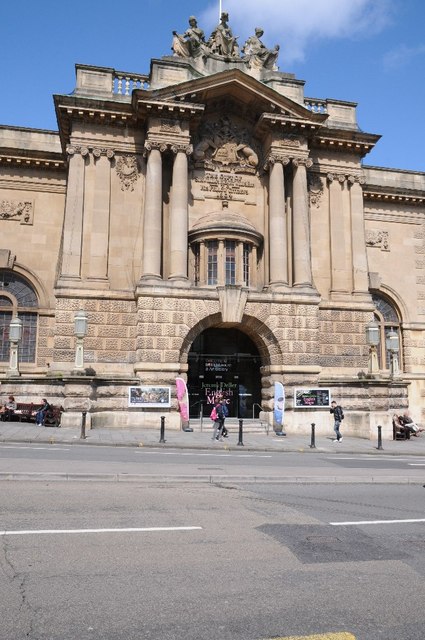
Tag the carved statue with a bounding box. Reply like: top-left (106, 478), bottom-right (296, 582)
top-left (172, 16), bottom-right (206, 58)
top-left (242, 28), bottom-right (279, 70)
top-left (193, 118), bottom-right (259, 170)
top-left (208, 12), bottom-right (239, 58)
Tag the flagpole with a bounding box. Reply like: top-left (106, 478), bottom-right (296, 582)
top-left (219, 0), bottom-right (222, 19)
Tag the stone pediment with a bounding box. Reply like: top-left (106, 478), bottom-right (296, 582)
top-left (136, 69), bottom-right (327, 128)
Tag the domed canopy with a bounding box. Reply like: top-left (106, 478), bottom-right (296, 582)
top-left (189, 211), bottom-right (263, 245)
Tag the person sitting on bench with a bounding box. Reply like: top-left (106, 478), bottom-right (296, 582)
top-left (399, 411), bottom-right (424, 437)
top-left (0, 395), bottom-right (17, 421)
top-left (35, 398), bottom-right (51, 426)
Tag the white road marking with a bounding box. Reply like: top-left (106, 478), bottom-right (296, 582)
top-left (0, 446), bottom-right (70, 451)
top-left (136, 451), bottom-right (272, 458)
top-left (0, 526), bottom-right (203, 536)
top-left (408, 463), bottom-right (425, 466)
top-left (330, 518), bottom-right (425, 526)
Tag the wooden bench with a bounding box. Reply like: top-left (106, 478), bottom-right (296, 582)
top-left (392, 416), bottom-right (410, 440)
top-left (14, 403), bottom-right (43, 423)
top-left (11, 403), bottom-right (63, 427)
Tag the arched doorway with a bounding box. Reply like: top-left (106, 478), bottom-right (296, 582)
top-left (187, 327), bottom-right (262, 419)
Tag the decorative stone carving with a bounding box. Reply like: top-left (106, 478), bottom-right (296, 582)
top-left (217, 286), bottom-right (248, 323)
top-left (160, 119), bottom-right (181, 134)
top-left (171, 15), bottom-right (279, 71)
top-left (115, 155), bottom-right (140, 191)
top-left (242, 28), bottom-right (279, 70)
top-left (366, 230), bottom-right (389, 251)
top-left (144, 141), bottom-right (168, 154)
top-left (0, 249), bottom-right (16, 268)
top-left (307, 172), bottom-right (324, 209)
top-left (0, 199), bottom-right (33, 225)
top-left (193, 117), bottom-right (259, 173)
top-left (172, 16), bottom-right (206, 59)
top-left (293, 157), bottom-right (313, 168)
top-left (208, 12), bottom-right (239, 58)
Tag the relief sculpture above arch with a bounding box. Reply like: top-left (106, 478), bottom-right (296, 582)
top-left (193, 116), bottom-right (260, 174)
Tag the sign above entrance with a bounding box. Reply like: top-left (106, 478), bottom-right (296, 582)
top-left (294, 388), bottom-right (331, 408)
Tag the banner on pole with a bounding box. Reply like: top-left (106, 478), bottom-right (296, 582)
top-left (273, 381), bottom-right (285, 429)
top-left (176, 377), bottom-right (190, 430)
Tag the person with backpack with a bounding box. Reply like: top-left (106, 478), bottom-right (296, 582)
top-left (330, 400), bottom-right (344, 442)
top-left (210, 397), bottom-right (228, 440)
top-left (219, 398), bottom-right (229, 438)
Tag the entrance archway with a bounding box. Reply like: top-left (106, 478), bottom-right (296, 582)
top-left (187, 327), bottom-right (262, 419)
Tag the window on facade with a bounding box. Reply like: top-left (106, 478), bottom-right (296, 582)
top-left (372, 293), bottom-right (401, 370)
top-left (0, 271), bottom-right (38, 363)
top-left (207, 241), bottom-right (218, 285)
top-left (243, 243), bottom-right (250, 287)
top-left (225, 240), bottom-right (236, 285)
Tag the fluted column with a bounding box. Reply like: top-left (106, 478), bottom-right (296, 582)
top-left (58, 145), bottom-right (89, 283)
top-left (141, 143), bottom-right (164, 282)
top-left (328, 173), bottom-right (349, 293)
top-left (292, 158), bottom-right (313, 287)
top-left (349, 175), bottom-right (369, 295)
top-left (169, 145), bottom-right (191, 283)
top-left (268, 156), bottom-right (289, 288)
top-left (87, 148), bottom-right (114, 283)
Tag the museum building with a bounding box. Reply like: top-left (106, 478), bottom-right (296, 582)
top-left (0, 14), bottom-right (424, 436)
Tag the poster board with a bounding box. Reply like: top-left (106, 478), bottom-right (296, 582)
top-left (294, 388), bottom-right (331, 408)
top-left (128, 386), bottom-right (171, 408)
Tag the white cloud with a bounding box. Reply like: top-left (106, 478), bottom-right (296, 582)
top-left (199, 0), bottom-right (393, 63)
top-left (383, 43), bottom-right (425, 70)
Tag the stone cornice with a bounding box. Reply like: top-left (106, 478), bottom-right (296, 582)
top-left (134, 98), bottom-right (205, 119)
top-left (363, 189), bottom-right (425, 206)
top-left (311, 131), bottom-right (380, 156)
top-left (0, 153), bottom-right (66, 171)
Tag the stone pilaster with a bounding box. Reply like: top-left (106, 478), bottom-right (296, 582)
top-left (57, 145), bottom-right (89, 284)
top-left (327, 172), bottom-right (349, 296)
top-left (349, 175), bottom-right (370, 297)
top-left (86, 148), bottom-right (115, 285)
top-left (169, 145), bottom-right (192, 284)
top-left (268, 155), bottom-right (290, 289)
top-left (140, 142), bottom-right (165, 282)
top-left (292, 157), bottom-right (313, 288)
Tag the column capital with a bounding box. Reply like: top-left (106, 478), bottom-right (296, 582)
top-left (144, 141), bottom-right (168, 156)
top-left (264, 153), bottom-right (290, 171)
top-left (170, 143), bottom-right (193, 156)
top-left (292, 157), bottom-right (313, 168)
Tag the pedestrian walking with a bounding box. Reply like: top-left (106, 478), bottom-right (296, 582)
top-left (330, 400), bottom-right (344, 442)
top-left (219, 398), bottom-right (229, 438)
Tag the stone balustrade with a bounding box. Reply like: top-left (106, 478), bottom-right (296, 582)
top-left (113, 71), bottom-right (150, 95)
top-left (304, 98), bottom-right (328, 114)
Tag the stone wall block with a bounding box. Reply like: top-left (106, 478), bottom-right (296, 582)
top-left (120, 338), bottom-right (136, 351)
top-left (139, 350), bottom-right (162, 362)
top-left (37, 347), bottom-right (53, 357)
top-left (98, 351), bottom-right (130, 363)
top-left (97, 325), bottom-right (129, 338)
top-left (55, 311), bottom-right (73, 324)
top-left (53, 349), bottom-right (74, 361)
top-left (84, 338), bottom-right (104, 350)
top-left (54, 337), bottom-right (73, 349)
top-left (87, 312), bottom-right (108, 324)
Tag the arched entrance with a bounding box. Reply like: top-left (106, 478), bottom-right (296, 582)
top-left (187, 327), bottom-right (262, 419)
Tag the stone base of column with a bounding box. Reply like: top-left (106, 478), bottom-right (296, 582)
top-left (168, 276), bottom-right (189, 287)
top-left (268, 281), bottom-right (291, 293)
top-left (139, 274), bottom-right (163, 285)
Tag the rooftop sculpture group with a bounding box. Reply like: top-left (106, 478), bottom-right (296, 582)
top-left (172, 13), bottom-right (279, 71)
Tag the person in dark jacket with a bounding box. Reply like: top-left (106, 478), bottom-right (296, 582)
top-left (35, 398), bottom-right (51, 426)
top-left (330, 400), bottom-right (344, 442)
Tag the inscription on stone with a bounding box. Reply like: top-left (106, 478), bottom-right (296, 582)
top-left (193, 172), bottom-right (256, 202)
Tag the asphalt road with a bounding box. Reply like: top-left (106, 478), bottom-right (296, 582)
top-left (1, 480), bottom-right (425, 639)
top-left (0, 443), bottom-right (425, 483)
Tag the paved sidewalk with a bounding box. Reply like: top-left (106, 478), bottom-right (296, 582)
top-left (1, 420), bottom-right (425, 455)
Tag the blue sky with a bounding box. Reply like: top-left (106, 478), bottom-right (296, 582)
top-left (2, 0), bottom-right (424, 171)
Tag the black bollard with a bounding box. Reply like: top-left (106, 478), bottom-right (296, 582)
top-left (237, 418), bottom-right (244, 446)
top-left (377, 424), bottom-right (383, 450)
top-left (80, 411), bottom-right (87, 440)
top-left (310, 422), bottom-right (316, 449)
top-left (159, 415), bottom-right (166, 443)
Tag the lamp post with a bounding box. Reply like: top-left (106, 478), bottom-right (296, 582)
top-left (73, 310), bottom-right (88, 373)
top-left (7, 316), bottom-right (23, 377)
top-left (386, 329), bottom-right (400, 378)
top-left (365, 320), bottom-right (380, 375)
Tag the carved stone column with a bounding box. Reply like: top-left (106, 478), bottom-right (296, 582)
top-left (292, 158), bottom-right (313, 287)
top-left (86, 148), bottom-right (114, 284)
top-left (58, 145), bottom-right (89, 284)
top-left (328, 173), bottom-right (349, 294)
top-left (349, 175), bottom-right (369, 296)
top-left (141, 143), bottom-right (165, 282)
top-left (169, 145), bottom-right (191, 284)
top-left (268, 155), bottom-right (289, 288)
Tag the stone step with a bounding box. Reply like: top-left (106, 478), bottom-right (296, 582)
top-left (187, 418), bottom-right (272, 434)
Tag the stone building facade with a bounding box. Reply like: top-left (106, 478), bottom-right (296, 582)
top-left (0, 17), bottom-right (424, 436)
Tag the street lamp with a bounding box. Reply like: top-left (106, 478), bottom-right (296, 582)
top-left (73, 310), bottom-right (88, 373)
top-left (8, 315), bottom-right (23, 377)
top-left (385, 329), bottom-right (400, 378)
top-left (365, 320), bottom-right (380, 375)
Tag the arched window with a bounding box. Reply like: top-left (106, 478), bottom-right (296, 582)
top-left (189, 211), bottom-right (263, 288)
top-left (371, 293), bottom-right (401, 370)
top-left (0, 271), bottom-right (38, 363)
